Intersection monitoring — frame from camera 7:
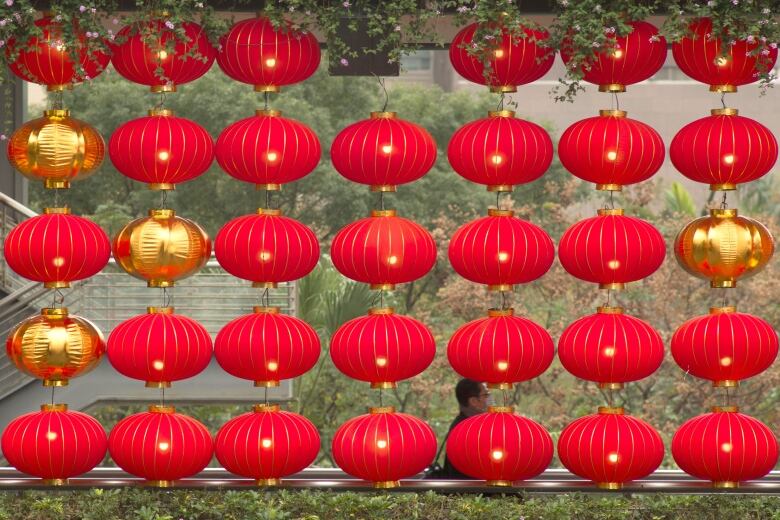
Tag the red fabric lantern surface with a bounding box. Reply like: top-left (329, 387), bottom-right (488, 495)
top-left (107, 307), bottom-right (213, 387)
top-left (330, 112), bottom-right (437, 191)
top-left (108, 405), bottom-right (213, 485)
top-left (332, 407), bottom-right (436, 488)
top-left (446, 406), bottom-right (553, 485)
top-left (448, 308), bottom-right (554, 389)
top-left (215, 404), bottom-right (320, 485)
top-left (672, 407), bottom-right (778, 487)
top-left (448, 209), bottom-right (554, 291)
top-left (558, 306), bottom-right (664, 388)
top-left (215, 109), bottom-right (320, 188)
top-left (331, 210), bottom-right (436, 290)
top-left (1, 404), bottom-right (107, 483)
top-left (447, 110), bottom-right (552, 191)
top-left (217, 16), bottom-right (321, 92)
top-left (671, 306), bottom-right (778, 387)
top-left (672, 18), bottom-right (778, 92)
top-left (109, 109), bottom-right (214, 189)
top-left (670, 109), bottom-right (777, 191)
top-left (214, 209), bottom-right (319, 287)
top-left (561, 21), bottom-right (666, 92)
top-left (558, 209), bottom-right (666, 290)
top-left (111, 20), bottom-right (216, 92)
top-left (558, 110), bottom-right (665, 190)
top-left (449, 23), bottom-right (554, 92)
top-left (7, 16), bottom-right (110, 89)
top-left (330, 308), bottom-right (435, 388)
top-left (214, 306), bottom-right (320, 387)
top-left (558, 406), bottom-right (664, 489)
top-left (4, 208), bottom-right (110, 288)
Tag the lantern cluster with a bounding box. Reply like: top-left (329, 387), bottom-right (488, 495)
top-left (3, 15), bottom-right (113, 482)
top-left (444, 22), bottom-right (557, 487)
top-left (211, 15), bottom-right (322, 486)
top-left (328, 83), bottom-right (438, 489)
top-left (669, 20), bottom-right (779, 487)
top-left (556, 19), bottom-right (667, 490)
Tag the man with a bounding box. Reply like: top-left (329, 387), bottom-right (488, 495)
top-left (439, 378), bottom-right (490, 479)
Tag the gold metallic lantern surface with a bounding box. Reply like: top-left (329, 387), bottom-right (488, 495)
top-left (6, 308), bottom-right (105, 386)
top-left (674, 208), bottom-right (774, 288)
top-left (112, 209), bottom-right (211, 287)
top-left (7, 109), bottom-right (105, 189)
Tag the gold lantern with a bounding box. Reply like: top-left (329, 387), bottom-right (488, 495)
top-left (674, 208), bottom-right (774, 288)
top-left (6, 308), bottom-right (105, 386)
top-left (112, 209), bottom-right (211, 287)
top-left (7, 109), bottom-right (105, 189)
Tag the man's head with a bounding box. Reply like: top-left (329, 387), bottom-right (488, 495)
top-left (455, 378), bottom-right (489, 415)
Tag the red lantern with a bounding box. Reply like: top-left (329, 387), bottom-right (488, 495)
top-left (332, 407), bottom-right (436, 488)
top-left (217, 16), bottom-right (321, 92)
top-left (107, 307), bottom-right (213, 387)
top-left (558, 110), bottom-right (665, 190)
top-left (330, 112), bottom-right (437, 191)
top-left (670, 109), bottom-right (777, 191)
top-left (558, 306), bottom-right (664, 388)
top-left (215, 404), bottom-right (320, 485)
top-left (108, 405), bottom-right (213, 486)
top-left (331, 210), bottom-right (436, 290)
top-left (561, 21), bottom-right (666, 92)
top-left (330, 308), bottom-right (435, 388)
top-left (1, 404), bottom-right (107, 484)
top-left (446, 406), bottom-right (553, 485)
top-left (673, 407), bottom-right (778, 487)
top-left (7, 16), bottom-right (110, 89)
top-left (111, 20), bottom-right (216, 92)
top-left (672, 18), bottom-right (778, 92)
top-left (449, 23), bottom-right (554, 92)
top-left (449, 209), bottom-right (554, 291)
top-left (214, 209), bottom-right (319, 287)
top-left (558, 209), bottom-right (666, 290)
top-left (214, 306), bottom-right (320, 387)
top-left (447, 110), bottom-right (553, 191)
top-left (558, 406), bottom-right (664, 489)
top-left (448, 308), bottom-right (553, 389)
top-left (4, 208), bottom-right (110, 288)
top-left (215, 109), bottom-right (321, 189)
top-left (109, 109), bottom-right (214, 190)
top-left (671, 306), bottom-right (778, 387)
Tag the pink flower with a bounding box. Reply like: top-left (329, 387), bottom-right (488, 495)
top-left (0, 40), bottom-right (5, 48)
top-left (746, 35), bottom-right (755, 43)
top-left (342, 0), bottom-right (350, 7)
top-left (112, 18), bottom-right (118, 24)
top-left (340, 58), bottom-right (349, 66)
top-left (0, 135), bottom-right (7, 141)
top-left (79, 5), bottom-right (86, 12)
top-left (4, 0), bottom-right (12, 6)
top-left (771, 42), bottom-right (778, 49)
top-left (165, 20), bottom-right (174, 30)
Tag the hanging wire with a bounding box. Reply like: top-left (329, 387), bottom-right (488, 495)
top-left (265, 188), bottom-right (271, 210)
top-left (51, 386), bottom-right (55, 406)
top-left (155, 91), bottom-right (167, 111)
top-left (52, 288), bottom-right (65, 308)
top-left (721, 91), bottom-right (727, 110)
top-left (379, 290), bottom-right (385, 308)
top-left (496, 191), bottom-right (501, 210)
top-left (379, 387), bottom-right (384, 407)
top-left (720, 191), bottom-right (728, 210)
top-left (161, 190), bottom-right (168, 209)
top-left (502, 388), bottom-right (508, 407)
top-left (264, 91), bottom-right (270, 111)
top-left (378, 76), bottom-right (389, 112)
top-left (607, 387), bottom-right (614, 407)
top-left (53, 187), bottom-right (61, 208)
top-left (380, 191), bottom-right (385, 211)
top-left (613, 91), bottom-right (621, 112)
top-left (725, 386), bottom-right (731, 406)
top-left (605, 288), bottom-right (611, 307)
top-left (260, 287), bottom-right (270, 307)
top-left (608, 190), bottom-right (615, 210)
top-left (160, 386), bottom-right (165, 407)
top-left (501, 290), bottom-right (509, 310)
top-left (496, 91), bottom-right (505, 111)
top-left (264, 386), bottom-right (268, 405)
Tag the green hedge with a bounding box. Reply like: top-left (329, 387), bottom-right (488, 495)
top-left (0, 489), bottom-right (779, 520)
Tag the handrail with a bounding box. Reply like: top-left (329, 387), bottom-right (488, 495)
top-left (0, 191), bottom-right (37, 218)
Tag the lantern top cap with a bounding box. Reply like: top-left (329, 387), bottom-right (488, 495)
top-left (41, 403), bottom-right (67, 412)
top-left (149, 208), bottom-right (175, 219)
top-left (368, 307), bottom-right (394, 315)
top-left (598, 406), bottom-right (625, 415)
top-left (597, 306), bottom-right (623, 314)
top-left (256, 109), bottom-right (282, 117)
top-left (488, 110), bottom-right (515, 118)
top-left (254, 404), bottom-right (280, 413)
top-left (147, 306), bottom-right (174, 314)
top-left (370, 111), bottom-right (397, 119)
top-left (42, 307), bottom-right (68, 318)
top-left (711, 108), bottom-right (738, 116)
top-left (44, 207), bottom-right (71, 215)
top-left (488, 209), bottom-right (514, 217)
top-left (488, 308), bottom-right (514, 317)
top-left (711, 208), bottom-right (737, 218)
top-left (44, 109), bottom-right (70, 118)
top-left (149, 405), bottom-right (175, 414)
top-left (369, 406), bottom-right (395, 414)
top-left (257, 208), bottom-right (283, 216)
top-left (710, 306), bottom-right (737, 315)
top-left (599, 109), bottom-right (627, 118)
top-left (148, 108), bottom-right (174, 117)
top-left (713, 405), bottom-right (739, 413)
top-left (597, 208), bottom-right (624, 216)
top-left (488, 406), bottom-right (514, 413)
top-left (371, 209), bottom-right (396, 218)
top-left (253, 306), bottom-right (281, 314)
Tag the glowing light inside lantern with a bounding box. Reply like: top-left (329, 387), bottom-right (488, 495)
top-left (490, 154), bottom-right (503, 165)
top-left (52, 256), bottom-right (65, 267)
top-left (717, 57), bottom-right (729, 67)
top-left (265, 58), bottom-right (277, 68)
top-left (158, 151), bottom-right (170, 161)
top-left (497, 252), bottom-right (509, 263)
top-left (607, 452), bottom-right (619, 464)
top-left (46, 431), bottom-right (57, 441)
top-left (158, 50), bottom-right (168, 60)
top-left (606, 150), bottom-right (618, 161)
top-left (603, 346), bottom-right (616, 358)
top-left (720, 356), bottom-right (733, 367)
top-left (494, 49), bottom-right (505, 58)
top-left (153, 360), bottom-right (165, 371)
top-left (261, 438), bottom-right (273, 448)
top-left (497, 361), bottom-right (508, 371)
top-left (721, 442), bottom-right (733, 453)
top-left (387, 255), bottom-right (398, 265)
top-left (259, 251), bottom-right (272, 262)
top-left (376, 439), bottom-right (388, 449)
top-left (53, 41), bottom-right (66, 52)
top-left (158, 441), bottom-right (170, 452)
top-left (607, 259), bottom-right (620, 270)
top-left (723, 154), bottom-right (735, 165)
top-left (267, 361), bottom-right (279, 372)
top-left (491, 449), bottom-right (504, 461)
top-left (381, 144), bottom-right (393, 155)
top-left (376, 357), bottom-right (388, 367)
top-left (613, 50), bottom-right (624, 59)
top-left (266, 152), bottom-right (279, 163)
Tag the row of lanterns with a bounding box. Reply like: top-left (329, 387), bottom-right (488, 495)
top-left (2, 9), bottom-right (780, 489)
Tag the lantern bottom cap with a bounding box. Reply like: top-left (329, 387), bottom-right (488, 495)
top-left (148, 183), bottom-right (175, 191)
top-left (489, 85), bottom-right (517, 93)
top-left (487, 184), bottom-right (513, 193)
top-left (253, 282), bottom-right (279, 289)
top-left (255, 85), bottom-right (281, 93)
top-left (486, 480), bottom-right (513, 487)
top-left (713, 380), bottom-right (739, 388)
top-left (145, 381), bottom-right (172, 388)
top-left (713, 481), bottom-right (739, 489)
top-left (374, 480), bottom-right (400, 489)
top-left (710, 84), bottom-right (737, 93)
top-left (597, 482), bottom-right (622, 490)
top-left (255, 183), bottom-right (281, 191)
top-left (148, 280), bottom-right (175, 288)
top-left (711, 183), bottom-right (737, 191)
top-left (44, 281), bottom-right (70, 289)
top-left (254, 380), bottom-right (281, 388)
top-left (41, 478), bottom-right (67, 486)
top-left (598, 84), bottom-right (626, 93)
top-left (146, 480), bottom-right (175, 488)
top-left (598, 382), bottom-right (624, 390)
top-left (43, 179), bottom-right (70, 189)
top-left (43, 379), bottom-right (68, 387)
top-left (488, 284), bottom-right (513, 292)
top-left (599, 283), bottom-right (625, 291)
top-left (596, 183), bottom-right (622, 192)
top-left (371, 283), bottom-right (395, 291)
top-left (370, 185), bottom-right (397, 192)
top-left (256, 478), bottom-right (281, 487)
top-left (151, 84), bottom-right (176, 93)
top-left (487, 382), bottom-right (513, 390)
top-left (711, 279), bottom-right (736, 289)
top-left (370, 382), bottom-right (397, 389)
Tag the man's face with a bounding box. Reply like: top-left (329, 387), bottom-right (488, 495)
top-left (469, 385), bottom-right (490, 413)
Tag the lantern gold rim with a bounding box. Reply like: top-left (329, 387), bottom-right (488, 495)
top-left (598, 83), bottom-right (626, 93)
top-left (370, 111), bottom-right (397, 119)
top-left (149, 405), bottom-right (175, 414)
top-left (256, 478), bottom-right (282, 486)
top-left (597, 306), bottom-right (623, 314)
top-left (597, 208), bottom-right (624, 216)
top-left (369, 184), bottom-right (397, 192)
top-left (599, 109), bottom-right (627, 118)
top-left (255, 109), bottom-right (281, 117)
top-left (147, 306), bottom-right (174, 314)
top-left (255, 183), bottom-right (282, 191)
top-left (253, 306), bottom-right (281, 314)
top-left (488, 406), bottom-right (514, 413)
top-left (370, 209), bottom-right (396, 217)
top-left (487, 184), bottom-right (514, 192)
top-left (254, 380), bottom-right (281, 387)
top-left (370, 381), bottom-right (397, 389)
top-left (254, 404), bottom-right (281, 413)
top-left (488, 208), bottom-right (514, 217)
top-left (40, 403), bottom-right (67, 412)
top-left (257, 208), bottom-right (283, 216)
top-left (487, 382), bottom-right (513, 390)
top-left (596, 183), bottom-right (623, 192)
top-left (598, 406), bottom-right (624, 415)
top-left (369, 406), bottom-right (395, 414)
top-left (713, 406), bottom-right (739, 413)
top-left (488, 308), bottom-right (514, 317)
top-left (488, 110), bottom-right (515, 118)
top-left (368, 307), bottom-right (394, 315)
